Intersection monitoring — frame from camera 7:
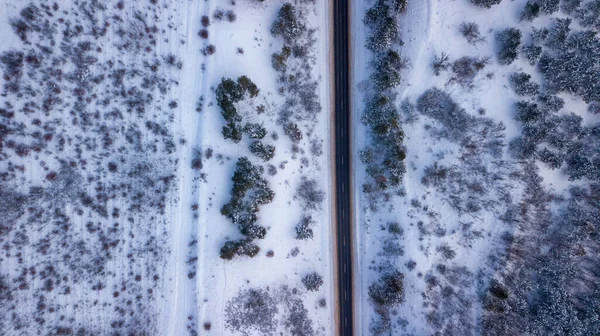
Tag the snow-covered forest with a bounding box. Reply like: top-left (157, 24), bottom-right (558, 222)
top-left (353, 0), bottom-right (600, 334)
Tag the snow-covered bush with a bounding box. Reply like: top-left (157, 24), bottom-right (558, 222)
top-left (431, 52), bottom-right (450, 76)
top-left (249, 141), bottom-right (275, 161)
top-left (270, 3), bottom-right (305, 43)
top-left (364, 0), bottom-right (402, 52)
top-left (296, 177), bottom-right (324, 210)
top-left (368, 271), bottom-right (405, 306)
top-left (510, 72), bottom-right (540, 96)
top-left (302, 272), bottom-right (324, 291)
top-left (496, 28), bottom-right (522, 65)
top-left (459, 22), bottom-right (485, 44)
top-left (295, 216), bottom-right (314, 240)
top-left (220, 239), bottom-right (261, 260)
top-left (470, 0), bottom-right (502, 9)
top-left (521, 43), bottom-right (542, 65)
top-left (451, 56), bottom-right (489, 86)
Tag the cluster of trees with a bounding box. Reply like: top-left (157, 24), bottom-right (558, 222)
top-left (360, 0), bottom-right (407, 194)
top-left (216, 77), bottom-right (276, 162)
top-left (220, 157), bottom-right (274, 259)
top-left (496, 28), bottom-right (522, 65)
top-left (537, 18), bottom-right (600, 103)
top-left (270, 2), bottom-right (321, 130)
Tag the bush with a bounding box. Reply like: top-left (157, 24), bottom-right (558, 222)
top-left (510, 72), bottom-right (540, 96)
top-left (270, 3), bottom-right (305, 43)
top-left (520, 2), bottom-right (540, 22)
top-left (522, 44), bottom-right (542, 65)
top-left (244, 123), bottom-right (267, 139)
top-left (295, 216), bottom-right (314, 240)
top-left (431, 52), bottom-right (450, 76)
top-left (302, 272), bottom-right (324, 291)
top-left (589, 101), bottom-right (600, 114)
top-left (369, 271), bottom-right (405, 306)
top-left (514, 101), bottom-right (542, 123)
top-left (496, 28), bottom-right (522, 65)
top-left (220, 239), bottom-right (260, 260)
top-left (296, 177), bottom-right (324, 210)
top-left (364, 0), bottom-right (401, 52)
top-left (459, 22), bottom-right (485, 44)
top-left (249, 141), bottom-right (275, 161)
top-left (470, 0), bottom-right (502, 8)
top-left (372, 50), bottom-right (407, 90)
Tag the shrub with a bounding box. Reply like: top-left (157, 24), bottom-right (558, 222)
top-left (244, 123), bottom-right (267, 139)
top-left (270, 3), bottom-right (305, 43)
top-left (431, 52), bottom-right (450, 76)
top-left (496, 28), bottom-right (522, 65)
top-left (522, 44), bottom-right (542, 65)
top-left (510, 72), bottom-right (540, 96)
top-left (295, 216), bottom-right (314, 240)
top-left (470, 0), bottom-right (502, 8)
top-left (220, 239), bottom-right (260, 260)
top-left (296, 177), bottom-right (324, 210)
top-left (364, 0), bottom-right (401, 52)
top-left (302, 272), bottom-right (324, 291)
top-left (459, 22), bottom-right (485, 44)
top-left (249, 141), bottom-right (275, 161)
top-left (520, 2), bottom-right (541, 21)
top-left (369, 271), bottom-right (405, 306)
top-left (514, 101), bottom-right (542, 123)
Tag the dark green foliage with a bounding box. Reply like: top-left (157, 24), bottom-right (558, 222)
top-left (522, 44), bottom-right (542, 65)
top-left (470, 0), bottom-right (502, 8)
top-left (369, 271), bottom-right (405, 306)
top-left (496, 28), bottom-right (522, 65)
top-left (270, 3), bottom-right (305, 43)
top-left (302, 272), bottom-right (324, 292)
top-left (249, 140), bottom-right (275, 161)
top-left (295, 216), bottom-right (314, 240)
top-left (220, 157), bottom-right (274, 249)
top-left (364, 0), bottom-right (401, 52)
top-left (284, 123), bottom-right (303, 143)
top-left (488, 279), bottom-right (509, 299)
top-left (216, 76), bottom-right (260, 143)
top-left (538, 148), bottom-right (563, 169)
top-left (510, 72), bottom-right (540, 96)
top-left (538, 26), bottom-right (600, 103)
top-left (520, 2), bottom-right (540, 21)
top-left (372, 50), bottom-right (407, 90)
top-left (271, 46), bottom-right (291, 72)
top-left (244, 123), bottom-right (267, 139)
top-left (577, 0), bottom-right (600, 30)
top-left (514, 101), bottom-right (542, 123)
top-left (537, 93), bottom-right (564, 112)
top-left (220, 239), bottom-right (260, 260)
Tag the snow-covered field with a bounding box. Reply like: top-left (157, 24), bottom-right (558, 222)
top-left (353, 0), bottom-right (600, 334)
top-left (0, 0), bottom-right (334, 335)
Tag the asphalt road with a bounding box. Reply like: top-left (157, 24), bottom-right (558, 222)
top-left (334, 0), bottom-right (353, 335)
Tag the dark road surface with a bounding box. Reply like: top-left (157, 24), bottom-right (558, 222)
top-left (334, 0), bottom-right (353, 335)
